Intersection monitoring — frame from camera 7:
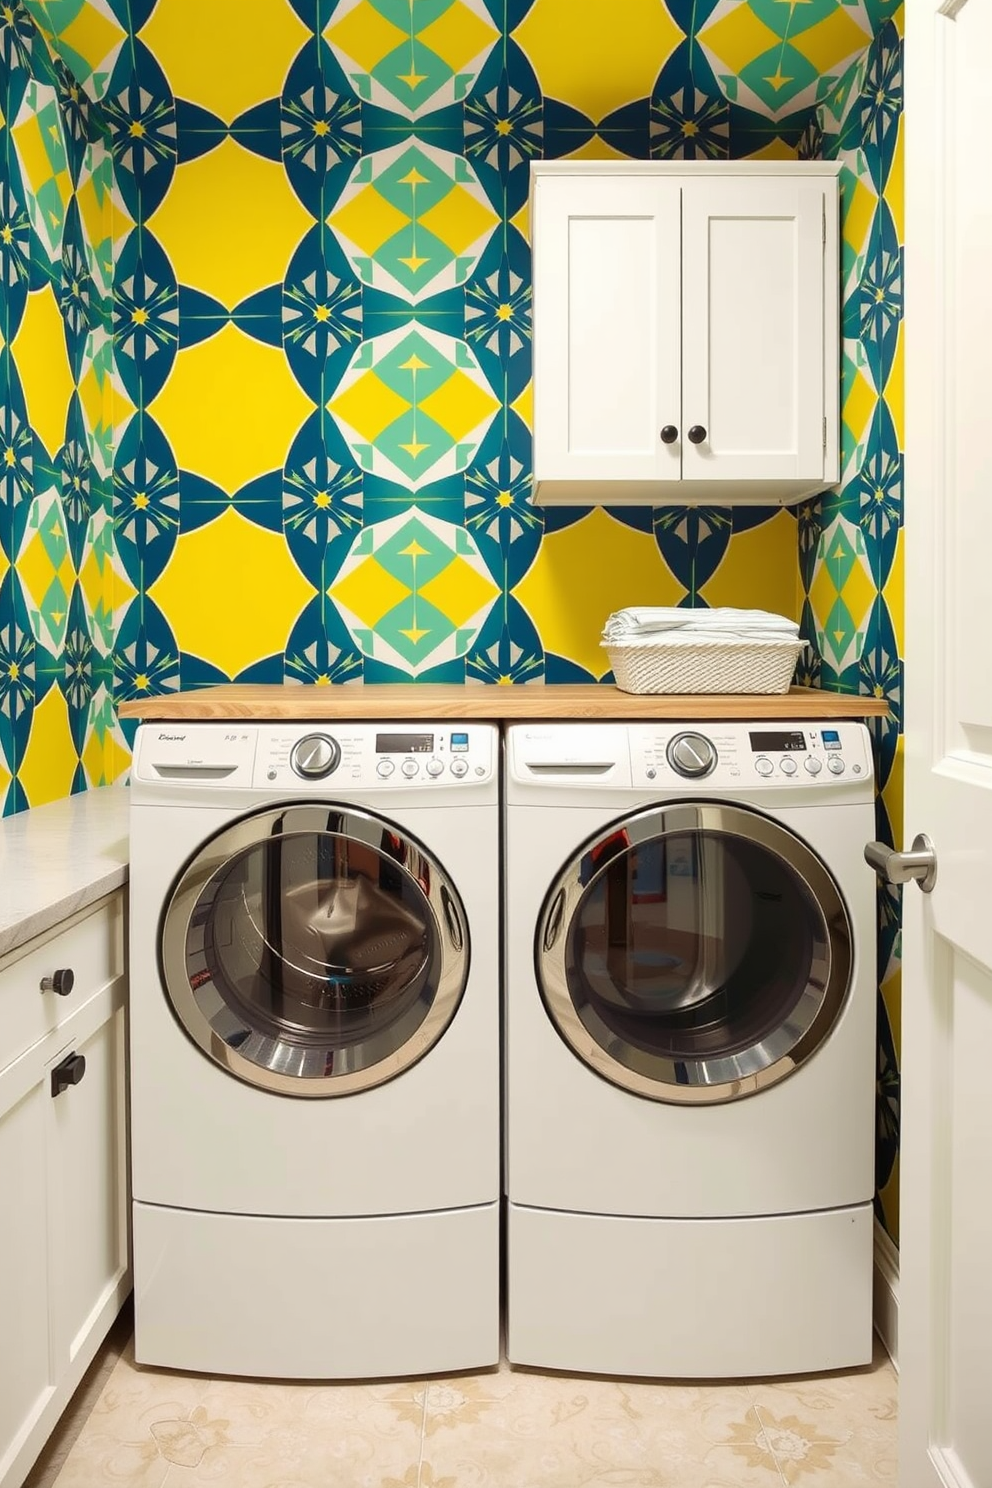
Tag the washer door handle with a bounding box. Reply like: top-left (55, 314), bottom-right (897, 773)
top-left (440, 884), bottom-right (464, 951)
top-left (543, 888), bottom-right (565, 952)
top-left (864, 834), bottom-right (937, 893)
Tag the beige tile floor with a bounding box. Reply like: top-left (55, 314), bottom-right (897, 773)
top-left (25, 1309), bottom-right (897, 1488)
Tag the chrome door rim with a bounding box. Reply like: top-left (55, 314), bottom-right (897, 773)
top-left (161, 803), bottom-right (469, 1097)
top-left (537, 802), bottom-right (853, 1105)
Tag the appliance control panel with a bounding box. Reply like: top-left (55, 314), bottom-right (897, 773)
top-left (132, 723), bottom-right (496, 790)
top-left (628, 721), bottom-right (873, 790)
top-left (254, 723), bottom-right (495, 789)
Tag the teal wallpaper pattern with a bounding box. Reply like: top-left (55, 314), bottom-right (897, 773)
top-left (0, 7), bottom-right (117, 816)
top-left (801, 17), bottom-right (904, 1239)
top-left (76, 0), bottom-right (889, 701)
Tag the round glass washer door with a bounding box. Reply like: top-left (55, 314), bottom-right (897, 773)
top-left (537, 802), bottom-right (853, 1105)
top-left (160, 803), bottom-right (469, 1097)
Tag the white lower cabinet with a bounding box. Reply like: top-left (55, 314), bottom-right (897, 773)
top-left (0, 894), bottom-right (129, 1488)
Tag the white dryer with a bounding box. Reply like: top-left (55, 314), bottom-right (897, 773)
top-left (129, 720), bottom-right (499, 1379)
top-left (504, 720), bottom-right (877, 1378)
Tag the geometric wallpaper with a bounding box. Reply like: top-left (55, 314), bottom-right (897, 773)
top-left (0, 5), bottom-right (119, 816)
top-left (801, 16), bottom-right (904, 1242)
top-left (0, 0), bottom-right (902, 726)
top-left (0, 0), bottom-right (903, 1240)
top-left (62, 0), bottom-right (902, 711)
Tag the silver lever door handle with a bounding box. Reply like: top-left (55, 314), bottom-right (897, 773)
top-left (864, 833), bottom-right (937, 893)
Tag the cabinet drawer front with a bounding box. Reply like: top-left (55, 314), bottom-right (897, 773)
top-left (0, 896), bottom-right (124, 1072)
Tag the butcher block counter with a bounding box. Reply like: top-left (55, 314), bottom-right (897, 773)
top-left (118, 683), bottom-right (890, 722)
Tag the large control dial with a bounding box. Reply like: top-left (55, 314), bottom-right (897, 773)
top-left (290, 733), bottom-right (341, 780)
top-left (666, 731), bottom-right (717, 779)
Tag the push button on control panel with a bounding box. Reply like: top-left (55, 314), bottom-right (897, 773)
top-left (401, 758), bottom-right (420, 778)
top-left (450, 758), bottom-right (469, 777)
top-left (804, 757), bottom-right (823, 775)
top-left (376, 759), bottom-right (395, 778)
top-left (827, 756), bottom-right (846, 775)
top-left (779, 757), bottom-right (798, 776)
top-left (754, 757), bottom-right (774, 777)
top-left (426, 758), bottom-right (444, 777)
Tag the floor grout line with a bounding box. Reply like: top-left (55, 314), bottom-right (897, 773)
top-left (417, 1379), bottom-right (429, 1487)
top-left (751, 1398), bottom-right (790, 1486)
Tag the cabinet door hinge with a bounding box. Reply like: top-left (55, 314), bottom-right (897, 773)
top-left (823, 416), bottom-right (828, 452)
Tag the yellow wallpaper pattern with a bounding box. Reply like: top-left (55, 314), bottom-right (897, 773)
top-left (96, 0), bottom-right (862, 698)
top-left (0, 8), bottom-right (122, 813)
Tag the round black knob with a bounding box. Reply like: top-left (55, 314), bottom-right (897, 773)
top-left (666, 732), bottom-right (718, 779)
top-left (687, 425), bottom-right (707, 445)
top-left (41, 968), bottom-right (74, 996)
top-left (291, 734), bottom-right (341, 780)
top-left (660, 425), bottom-right (678, 444)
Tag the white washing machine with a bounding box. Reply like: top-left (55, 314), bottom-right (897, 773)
top-left (504, 720), bottom-right (877, 1379)
top-left (129, 720), bottom-right (500, 1379)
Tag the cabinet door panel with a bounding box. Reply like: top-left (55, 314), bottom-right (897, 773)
top-left (681, 180), bottom-right (825, 482)
top-left (48, 989), bottom-right (128, 1372)
top-left (533, 177), bottom-right (681, 486)
top-left (0, 1063), bottom-right (53, 1482)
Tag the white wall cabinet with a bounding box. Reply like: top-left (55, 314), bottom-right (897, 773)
top-left (530, 162), bottom-right (840, 507)
top-left (0, 894), bottom-right (129, 1488)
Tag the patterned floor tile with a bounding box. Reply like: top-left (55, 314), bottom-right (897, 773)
top-left (37, 1324), bottom-right (903, 1488)
top-left (419, 1367), bottom-right (785, 1486)
top-left (50, 1342), bottom-right (427, 1488)
top-left (746, 1339), bottom-right (898, 1484)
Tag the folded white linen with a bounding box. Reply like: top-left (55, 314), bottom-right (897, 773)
top-left (602, 607), bottom-right (800, 642)
top-left (602, 630), bottom-right (807, 649)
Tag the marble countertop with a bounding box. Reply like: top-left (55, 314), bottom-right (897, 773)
top-left (0, 786), bottom-right (130, 960)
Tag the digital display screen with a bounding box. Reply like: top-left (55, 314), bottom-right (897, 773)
top-left (749, 731), bottom-right (808, 753)
top-left (822, 729), bottom-right (842, 750)
top-left (376, 732), bottom-right (434, 754)
top-left (450, 732), bottom-right (469, 752)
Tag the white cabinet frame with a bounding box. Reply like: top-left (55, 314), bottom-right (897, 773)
top-left (0, 895), bottom-right (130, 1488)
top-left (530, 161), bottom-right (841, 508)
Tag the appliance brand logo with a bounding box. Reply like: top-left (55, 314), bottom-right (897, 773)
top-left (157, 732), bottom-right (187, 742)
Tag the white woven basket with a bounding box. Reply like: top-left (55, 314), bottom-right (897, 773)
top-left (604, 634), bottom-right (806, 695)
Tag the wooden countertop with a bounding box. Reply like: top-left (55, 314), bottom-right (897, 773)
top-left (119, 684), bottom-right (890, 722)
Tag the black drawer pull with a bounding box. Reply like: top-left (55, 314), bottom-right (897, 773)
top-left (51, 1052), bottom-right (86, 1097)
top-left (687, 425), bottom-right (707, 445)
top-left (660, 425), bottom-right (678, 444)
top-left (41, 968), bottom-right (74, 997)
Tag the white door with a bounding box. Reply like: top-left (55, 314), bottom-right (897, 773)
top-left (681, 178), bottom-right (828, 483)
top-left (531, 175), bottom-right (681, 492)
top-left (900, 2), bottom-right (992, 1484)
